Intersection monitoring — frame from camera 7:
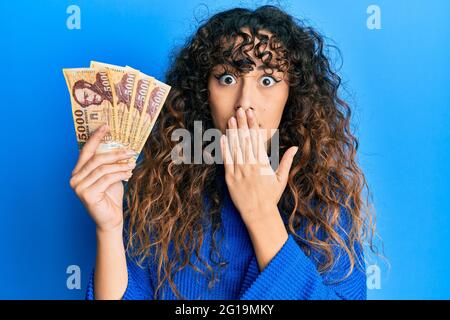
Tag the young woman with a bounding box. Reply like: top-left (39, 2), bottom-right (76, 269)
top-left (69, 5), bottom-right (377, 300)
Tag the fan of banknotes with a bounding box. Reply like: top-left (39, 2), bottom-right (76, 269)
top-left (63, 61), bottom-right (171, 162)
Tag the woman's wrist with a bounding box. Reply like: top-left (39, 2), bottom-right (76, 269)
top-left (96, 222), bottom-right (124, 238)
top-left (95, 223), bottom-right (126, 261)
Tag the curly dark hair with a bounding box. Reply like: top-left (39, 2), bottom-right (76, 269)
top-left (124, 4), bottom-right (382, 300)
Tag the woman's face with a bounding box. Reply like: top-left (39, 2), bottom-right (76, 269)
top-left (207, 28), bottom-right (289, 145)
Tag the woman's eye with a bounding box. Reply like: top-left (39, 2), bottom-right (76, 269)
top-left (217, 73), bottom-right (237, 85)
top-left (260, 76), bottom-right (279, 87)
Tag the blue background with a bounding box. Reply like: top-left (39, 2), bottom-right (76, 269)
top-left (1, 0), bottom-right (449, 299)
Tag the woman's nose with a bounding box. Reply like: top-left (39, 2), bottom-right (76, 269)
top-left (235, 105), bottom-right (255, 112)
top-left (234, 77), bottom-right (257, 113)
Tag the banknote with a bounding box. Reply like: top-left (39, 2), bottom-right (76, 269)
top-left (64, 61), bottom-right (171, 181)
top-left (124, 72), bottom-right (155, 149)
top-left (90, 61), bottom-right (139, 145)
top-left (62, 67), bottom-right (118, 153)
top-left (133, 79), bottom-right (171, 153)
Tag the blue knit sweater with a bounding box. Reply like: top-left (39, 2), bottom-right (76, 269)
top-left (85, 169), bottom-right (367, 300)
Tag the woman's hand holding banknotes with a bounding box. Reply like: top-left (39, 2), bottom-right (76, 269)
top-left (69, 124), bottom-right (137, 233)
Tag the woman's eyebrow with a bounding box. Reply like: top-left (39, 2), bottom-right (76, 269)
top-left (256, 64), bottom-right (282, 72)
top-left (212, 64), bottom-right (237, 73)
top-left (213, 62), bottom-right (283, 73)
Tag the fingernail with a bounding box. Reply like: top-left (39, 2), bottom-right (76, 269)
top-left (237, 108), bottom-right (244, 116)
top-left (230, 117), bottom-right (236, 126)
top-left (246, 109), bottom-right (253, 117)
top-left (126, 149), bottom-right (136, 155)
